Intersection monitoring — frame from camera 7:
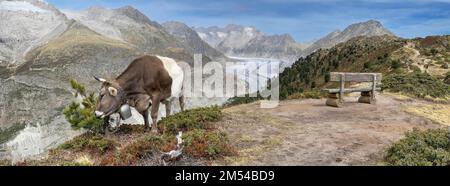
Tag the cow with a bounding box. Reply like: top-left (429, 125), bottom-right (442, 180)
top-left (94, 55), bottom-right (185, 133)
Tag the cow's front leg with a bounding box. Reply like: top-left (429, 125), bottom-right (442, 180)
top-left (100, 115), bottom-right (110, 134)
top-left (142, 109), bottom-right (150, 132)
top-left (150, 95), bottom-right (161, 134)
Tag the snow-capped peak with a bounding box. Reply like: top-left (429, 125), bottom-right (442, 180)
top-left (0, 1), bottom-right (48, 13)
top-left (36, 0), bottom-right (48, 4)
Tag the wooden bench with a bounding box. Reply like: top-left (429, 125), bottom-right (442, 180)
top-left (322, 72), bottom-right (382, 107)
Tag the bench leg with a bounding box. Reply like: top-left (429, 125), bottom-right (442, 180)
top-left (326, 93), bottom-right (343, 107)
top-left (358, 91), bottom-right (376, 104)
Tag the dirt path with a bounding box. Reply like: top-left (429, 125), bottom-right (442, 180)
top-left (399, 42), bottom-right (449, 76)
top-left (215, 93), bottom-right (443, 166)
top-left (404, 42), bottom-right (426, 72)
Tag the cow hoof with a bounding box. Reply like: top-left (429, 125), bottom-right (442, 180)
top-left (151, 129), bottom-right (159, 134)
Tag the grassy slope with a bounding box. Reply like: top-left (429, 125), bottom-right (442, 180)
top-left (17, 107), bottom-right (235, 166)
top-left (20, 21), bottom-right (137, 70)
top-left (278, 35), bottom-right (450, 99)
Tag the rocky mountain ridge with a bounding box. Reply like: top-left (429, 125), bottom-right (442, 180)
top-left (162, 21), bottom-right (228, 61)
top-left (194, 24), bottom-right (305, 61)
top-left (302, 20), bottom-right (395, 55)
top-left (194, 20), bottom-right (396, 61)
top-left (0, 0), bottom-right (69, 69)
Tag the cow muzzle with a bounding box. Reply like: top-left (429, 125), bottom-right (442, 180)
top-left (95, 111), bottom-right (106, 119)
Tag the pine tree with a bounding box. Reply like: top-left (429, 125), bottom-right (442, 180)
top-left (63, 79), bottom-right (103, 132)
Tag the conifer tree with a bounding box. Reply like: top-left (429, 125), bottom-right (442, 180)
top-left (63, 79), bottom-right (103, 132)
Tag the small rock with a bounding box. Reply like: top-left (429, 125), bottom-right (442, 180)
top-left (442, 63), bottom-right (449, 69)
top-left (444, 76), bottom-right (450, 85)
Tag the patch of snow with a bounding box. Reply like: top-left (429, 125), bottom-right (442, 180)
top-left (197, 32), bottom-right (207, 39)
top-left (217, 32), bottom-right (228, 38)
top-left (244, 27), bottom-right (255, 37)
top-left (37, 0), bottom-right (49, 4)
top-left (0, 1), bottom-right (48, 13)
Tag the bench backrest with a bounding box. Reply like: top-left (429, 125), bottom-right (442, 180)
top-left (330, 72), bottom-right (382, 83)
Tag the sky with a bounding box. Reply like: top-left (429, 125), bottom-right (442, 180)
top-left (47, 0), bottom-right (450, 43)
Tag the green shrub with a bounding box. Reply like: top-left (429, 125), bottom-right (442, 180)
top-left (112, 128), bottom-right (235, 164)
top-left (363, 62), bottom-right (371, 69)
top-left (385, 128), bottom-right (450, 166)
top-left (183, 129), bottom-right (235, 158)
top-left (410, 65), bottom-right (422, 73)
top-left (430, 48), bottom-right (439, 56)
top-left (324, 74), bottom-right (331, 83)
top-left (287, 89), bottom-right (325, 100)
top-left (382, 72), bottom-right (450, 98)
top-left (70, 79), bottom-right (86, 97)
top-left (159, 106), bottom-right (222, 134)
top-left (63, 79), bottom-right (103, 132)
top-left (59, 133), bottom-right (116, 154)
top-left (391, 60), bottom-right (401, 70)
top-left (113, 135), bottom-right (166, 165)
top-left (224, 91), bottom-right (266, 107)
top-left (445, 72), bottom-right (450, 85)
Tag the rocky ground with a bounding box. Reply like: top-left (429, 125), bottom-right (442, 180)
top-left (214, 93), bottom-right (447, 166)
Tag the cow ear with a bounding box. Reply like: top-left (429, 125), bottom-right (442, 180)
top-left (108, 87), bottom-right (118, 97)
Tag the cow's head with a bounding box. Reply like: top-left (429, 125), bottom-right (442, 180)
top-left (94, 76), bottom-right (125, 119)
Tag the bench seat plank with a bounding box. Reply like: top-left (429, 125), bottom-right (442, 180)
top-left (330, 72), bottom-right (382, 82)
top-left (323, 87), bottom-right (381, 93)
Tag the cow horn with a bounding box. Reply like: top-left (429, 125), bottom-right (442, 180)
top-left (93, 75), bottom-right (107, 83)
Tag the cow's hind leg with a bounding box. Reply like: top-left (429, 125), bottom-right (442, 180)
top-left (179, 95), bottom-right (185, 112)
top-left (162, 99), bottom-right (172, 117)
top-left (150, 95), bottom-right (161, 134)
top-left (135, 96), bottom-right (152, 132)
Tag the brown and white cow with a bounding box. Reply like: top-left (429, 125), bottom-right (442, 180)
top-left (94, 55), bottom-right (185, 133)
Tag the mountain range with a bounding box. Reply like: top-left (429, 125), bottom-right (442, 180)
top-left (194, 25), bottom-right (306, 61)
top-left (194, 20), bottom-right (394, 62)
top-left (162, 21), bottom-right (227, 61)
top-left (301, 20), bottom-right (395, 55)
